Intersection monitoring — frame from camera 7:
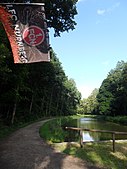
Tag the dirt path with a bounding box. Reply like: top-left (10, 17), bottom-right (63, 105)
top-left (0, 120), bottom-right (102, 169)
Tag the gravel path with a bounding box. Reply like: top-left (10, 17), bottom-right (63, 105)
top-left (0, 120), bottom-right (102, 169)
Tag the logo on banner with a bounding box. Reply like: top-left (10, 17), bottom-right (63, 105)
top-left (23, 25), bottom-right (45, 46)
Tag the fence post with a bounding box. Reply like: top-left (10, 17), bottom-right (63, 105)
top-left (80, 130), bottom-right (83, 148)
top-left (112, 133), bottom-right (115, 152)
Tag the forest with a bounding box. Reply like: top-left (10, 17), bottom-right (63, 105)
top-left (0, 22), bottom-right (81, 125)
top-left (79, 61), bottom-right (127, 120)
top-left (0, 0), bottom-right (81, 126)
top-left (1, 0), bottom-right (127, 128)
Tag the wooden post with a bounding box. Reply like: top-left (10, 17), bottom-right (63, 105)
top-left (112, 133), bottom-right (115, 152)
top-left (65, 127), bottom-right (127, 152)
top-left (80, 130), bottom-right (83, 148)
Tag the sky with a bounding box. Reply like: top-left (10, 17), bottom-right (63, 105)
top-left (49, 0), bottom-right (127, 99)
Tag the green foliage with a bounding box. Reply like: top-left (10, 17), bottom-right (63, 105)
top-left (39, 116), bottom-right (81, 143)
top-left (78, 60), bottom-right (127, 117)
top-left (78, 88), bottom-right (99, 115)
top-left (44, 0), bottom-right (78, 36)
top-left (39, 119), bottom-right (67, 143)
top-left (0, 23), bottom-right (81, 126)
top-left (105, 116), bottom-right (127, 125)
top-left (97, 61), bottom-right (127, 116)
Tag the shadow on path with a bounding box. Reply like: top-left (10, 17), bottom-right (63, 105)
top-left (0, 120), bottom-right (101, 169)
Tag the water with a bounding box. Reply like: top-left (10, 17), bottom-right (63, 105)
top-left (77, 118), bottom-right (127, 142)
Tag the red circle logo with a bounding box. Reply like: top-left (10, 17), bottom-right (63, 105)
top-left (23, 26), bottom-right (45, 46)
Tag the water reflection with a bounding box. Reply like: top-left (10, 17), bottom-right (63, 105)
top-left (83, 132), bottom-right (94, 141)
top-left (78, 118), bottom-right (127, 142)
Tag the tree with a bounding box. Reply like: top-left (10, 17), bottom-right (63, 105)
top-left (114, 62), bottom-right (127, 116)
top-left (97, 61), bottom-right (127, 116)
top-left (87, 88), bottom-right (99, 114)
top-left (64, 78), bottom-right (81, 114)
top-left (77, 98), bottom-right (87, 114)
top-left (1, 0), bottom-right (78, 36)
top-left (78, 88), bottom-right (99, 114)
top-left (0, 1), bottom-right (80, 125)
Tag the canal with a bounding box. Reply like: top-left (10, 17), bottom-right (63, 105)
top-left (77, 118), bottom-right (127, 141)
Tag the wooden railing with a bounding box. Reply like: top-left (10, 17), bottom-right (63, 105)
top-left (65, 127), bottom-right (127, 152)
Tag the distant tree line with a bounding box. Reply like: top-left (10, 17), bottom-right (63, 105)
top-left (78, 88), bottom-right (99, 115)
top-left (79, 61), bottom-right (127, 117)
top-left (0, 23), bottom-right (81, 125)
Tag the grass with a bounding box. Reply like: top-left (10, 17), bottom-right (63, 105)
top-left (105, 116), bottom-right (127, 125)
top-left (52, 141), bottom-right (127, 169)
top-left (39, 118), bottom-right (67, 143)
top-left (39, 115), bottom-right (82, 143)
top-left (39, 115), bottom-right (127, 169)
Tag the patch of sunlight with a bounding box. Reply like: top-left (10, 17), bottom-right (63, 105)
top-left (118, 143), bottom-right (127, 151)
top-left (68, 147), bottom-right (77, 155)
top-left (52, 143), bottom-right (66, 152)
top-left (35, 156), bottom-right (50, 169)
top-left (87, 151), bottom-right (102, 163)
top-left (122, 146), bottom-right (127, 151)
top-left (111, 152), bottom-right (127, 160)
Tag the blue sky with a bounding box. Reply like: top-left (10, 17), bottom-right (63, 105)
top-left (49, 0), bottom-right (127, 98)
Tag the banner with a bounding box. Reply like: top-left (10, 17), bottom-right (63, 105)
top-left (0, 3), bottom-right (50, 63)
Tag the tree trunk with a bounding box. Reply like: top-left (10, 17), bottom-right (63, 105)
top-left (56, 92), bottom-right (60, 115)
top-left (40, 96), bottom-right (45, 115)
top-left (11, 103), bottom-right (17, 124)
top-left (11, 85), bottom-right (19, 124)
top-left (29, 94), bottom-right (34, 114)
top-left (45, 102), bottom-right (49, 117)
top-left (48, 86), bottom-right (55, 116)
top-left (60, 97), bottom-right (64, 116)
